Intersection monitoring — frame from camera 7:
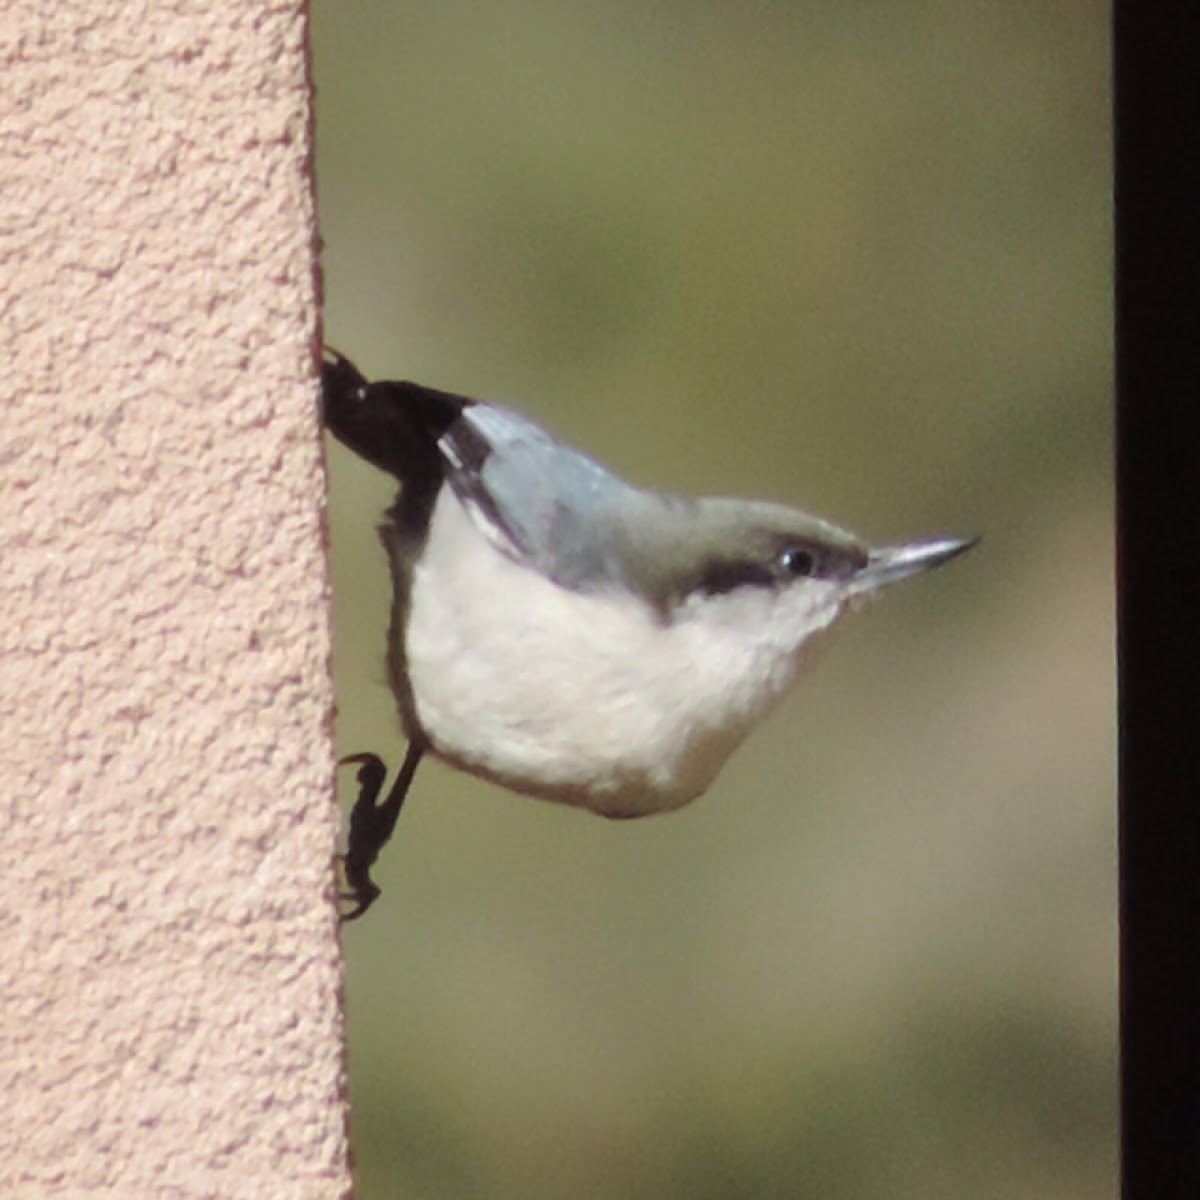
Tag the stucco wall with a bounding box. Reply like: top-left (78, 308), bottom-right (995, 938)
top-left (0, 3), bottom-right (349, 1195)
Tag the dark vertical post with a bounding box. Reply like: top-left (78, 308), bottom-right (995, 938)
top-left (1116, 5), bottom-right (1200, 1196)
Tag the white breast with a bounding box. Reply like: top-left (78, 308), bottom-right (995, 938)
top-left (397, 489), bottom-right (848, 817)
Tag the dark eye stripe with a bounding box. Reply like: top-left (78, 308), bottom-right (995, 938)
top-left (694, 560), bottom-right (776, 597)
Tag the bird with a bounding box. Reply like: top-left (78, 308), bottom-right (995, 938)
top-left (321, 348), bottom-right (975, 918)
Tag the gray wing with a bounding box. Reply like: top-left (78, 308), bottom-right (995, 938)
top-left (438, 403), bottom-right (640, 593)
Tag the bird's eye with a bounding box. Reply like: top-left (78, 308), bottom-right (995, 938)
top-left (778, 546), bottom-right (818, 577)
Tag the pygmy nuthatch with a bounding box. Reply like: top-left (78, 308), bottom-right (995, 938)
top-left (322, 349), bottom-right (974, 918)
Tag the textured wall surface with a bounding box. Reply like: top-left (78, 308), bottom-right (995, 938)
top-left (0, 3), bottom-right (350, 1196)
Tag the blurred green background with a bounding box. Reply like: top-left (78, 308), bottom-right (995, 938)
top-left (313, 2), bottom-right (1113, 1197)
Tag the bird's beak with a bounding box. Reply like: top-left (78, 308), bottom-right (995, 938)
top-left (852, 535), bottom-right (978, 593)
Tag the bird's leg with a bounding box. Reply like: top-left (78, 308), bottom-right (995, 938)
top-left (339, 741), bottom-right (424, 921)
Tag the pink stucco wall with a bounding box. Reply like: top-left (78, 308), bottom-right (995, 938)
top-left (0, 3), bottom-right (350, 1195)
